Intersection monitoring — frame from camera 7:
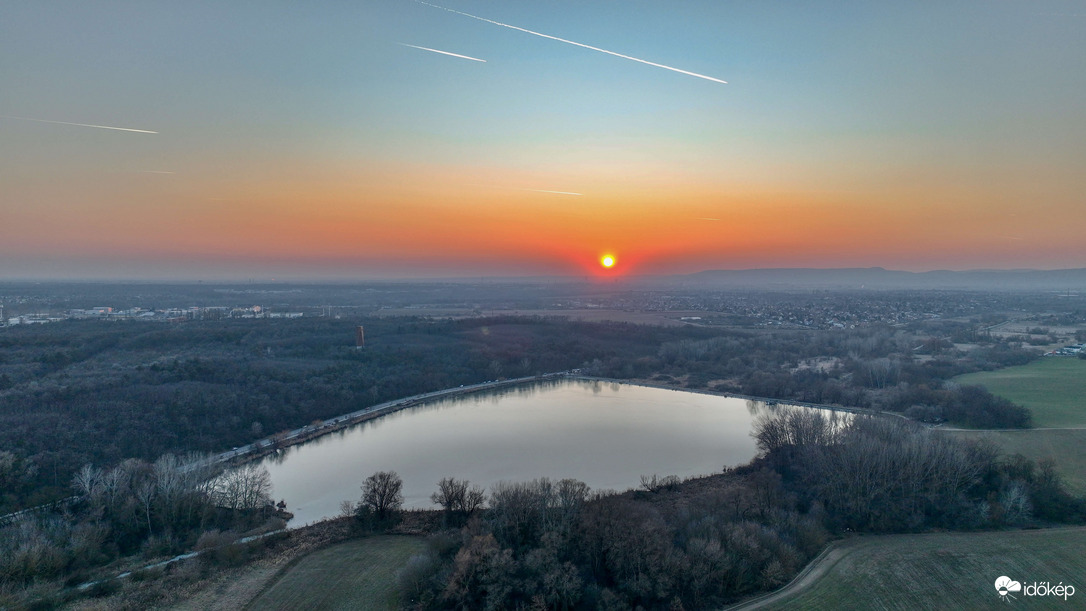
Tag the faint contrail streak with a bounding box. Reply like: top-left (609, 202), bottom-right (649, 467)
top-left (0, 115), bottom-right (157, 133)
top-left (695, 217), bottom-right (721, 221)
top-left (413, 0), bottom-right (726, 84)
top-left (471, 184), bottom-right (583, 196)
top-left (398, 42), bottom-right (486, 62)
top-left (520, 188), bottom-right (582, 196)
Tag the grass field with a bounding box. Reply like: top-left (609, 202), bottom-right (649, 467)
top-left (947, 429), bottom-right (1086, 495)
top-left (245, 535), bottom-right (426, 611)
top-left (768, 528), bottom-right (1086, 610)
top-left (954, 358), bottom-right (1086, 428)
top-left (948, 358), bottom-right (1086, 496)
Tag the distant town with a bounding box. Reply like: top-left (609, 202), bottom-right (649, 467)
top-left (4, 304), bottom-right (304, 326)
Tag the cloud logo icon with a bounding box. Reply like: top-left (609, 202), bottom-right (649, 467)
top-left (995, 576), bottom-right (1022, 600)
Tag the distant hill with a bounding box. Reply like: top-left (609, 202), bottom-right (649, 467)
top-left (651, 267), bottom-right (1086, 291)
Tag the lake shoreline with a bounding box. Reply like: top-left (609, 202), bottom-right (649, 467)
top-left (219, 372), bottom-right (870, 473)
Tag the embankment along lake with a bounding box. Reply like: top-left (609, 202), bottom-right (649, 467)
top-left (261, 379), bottom-right (810, 525)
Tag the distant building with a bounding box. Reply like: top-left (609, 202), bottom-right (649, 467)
top-left (356, 325), bottom-right (365, 348)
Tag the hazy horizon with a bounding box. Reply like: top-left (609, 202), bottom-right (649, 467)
top-left (4, 265), bottom-right (1086, 287)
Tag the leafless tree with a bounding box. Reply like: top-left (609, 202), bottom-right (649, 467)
top-left (212, 463), bottom-right (272, 511)
top-left (464, 484), bottom-right (486, 514)
top-left (640, 474), bottom-right (680, 493)
top-left (135, 480), bottom-right (156, 536)
top-left (431, 477), bottom-right (468, 513)
top-left (361, 471), bottom-right (403, 521)
top-left (432, 477), bottom-right (487, 527)
top-left (72, 464), bottom-right (103, 500)
top-left (339, 499), bottom-right (356, 519)
top-left (752, 406), bottom-right (843, 457)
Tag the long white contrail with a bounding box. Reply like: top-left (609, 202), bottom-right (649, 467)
top-left (398, 42), bottom-right (487, 62)
top-left (0, 115), bottom-right (157, 134)
top-left (413, 0), bottom-right (726, 84)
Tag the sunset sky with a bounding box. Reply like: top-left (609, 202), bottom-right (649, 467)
top-left (2, 1), bottom-right (1084, 280)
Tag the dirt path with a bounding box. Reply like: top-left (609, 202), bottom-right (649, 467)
top-left (723, 542), bottom-right (850, 610)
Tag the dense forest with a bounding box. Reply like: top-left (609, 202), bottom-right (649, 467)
top-left (1, 315), bottom-right (1034, 514)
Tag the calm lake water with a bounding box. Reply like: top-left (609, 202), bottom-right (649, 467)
top-left (262, 379), bottom-right (784, 526)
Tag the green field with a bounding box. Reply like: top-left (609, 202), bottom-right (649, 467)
top-left (245, 535), bottom-right (426, 611)
top-left (954, 358), bottom-right (1086, 428)
top-left (947, 429), bottom-right (1086, 495)
top-left (770, 528), bottom-right (1086, 610)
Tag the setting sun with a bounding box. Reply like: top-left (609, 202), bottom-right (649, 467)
top-left (601, 255), bottom-right (615, 268)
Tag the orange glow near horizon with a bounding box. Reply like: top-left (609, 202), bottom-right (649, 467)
top-left (3, 155), bottom-right (1085, 277)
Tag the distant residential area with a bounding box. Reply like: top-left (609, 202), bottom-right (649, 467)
top-left (4, 304), bottom-right (304, 326)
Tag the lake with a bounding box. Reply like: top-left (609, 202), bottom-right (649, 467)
top-left (262, 379), bottom-right (783, 526)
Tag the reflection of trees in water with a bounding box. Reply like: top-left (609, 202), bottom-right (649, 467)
top-left (575, 379), bottom-right (616, 395)
top-left (290, 379), bottom-right (570, 445)
top-left (746, 398), bottom-right (852, 427)
top-left (266, 445), bottom-right (293, 465)
top-left (746, 399), bottom-right (782, 417)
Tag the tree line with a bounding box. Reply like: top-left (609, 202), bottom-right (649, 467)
top-left (0, 454), bottom-right (279, 590)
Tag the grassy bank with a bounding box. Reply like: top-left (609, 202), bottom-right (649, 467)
top-left (947, 429), bottom-right (1086, 495)
top-left (244, 535), bottom-right (425, 611)
top-left (769, 528), bottom-right (1086, 610)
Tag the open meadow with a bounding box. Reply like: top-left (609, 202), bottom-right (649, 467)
top-left (948, 429), bottom-right (1086, 495)
top-left (949, 358), bottom-right (1086, 494)
top-left (954, 358), bottom-right (1086, 428)
top-left (244, 535), bottom-right (425, 611)
top-left (758, 528), bottom-right (1086, 610)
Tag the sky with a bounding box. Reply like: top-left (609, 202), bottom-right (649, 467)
top-left (2, 1), bottom-right (1085, 280)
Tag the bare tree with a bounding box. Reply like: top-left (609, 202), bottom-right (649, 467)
top-left (431, 477), bottom-right (468, 513)
top-left (431, 477), bottom-right (486, 526)
top-left (752, 406), bottom-right (843, 457)
top-left (463, 484), bottom-right (486, 514)
top-left (135, 480), bottom-right (156, 536)
top-left (212, 463), bottom-right (272, 511)
top-left (361, 471), bottom-right (403, 521)
top-left (339, 499), bottom-right (356, 519)
top-left (72, 464), bottom-right (103, 499)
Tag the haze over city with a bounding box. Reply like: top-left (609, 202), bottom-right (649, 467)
top-left (2, 0), bottom-right (1085, 280)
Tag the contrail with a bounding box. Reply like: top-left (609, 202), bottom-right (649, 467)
top-left (520, 188), bottom-right (582, 196)
top-left (413, 0), bottom-right (726, 84)
top-left (695, 217), bottom-right (721, 221)
top-left (0, 115), bottom-right (157, 134)
top-left (472, 184), bottom-right (583, 196)
top-left (398, 42), bottom-right (486, 62)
